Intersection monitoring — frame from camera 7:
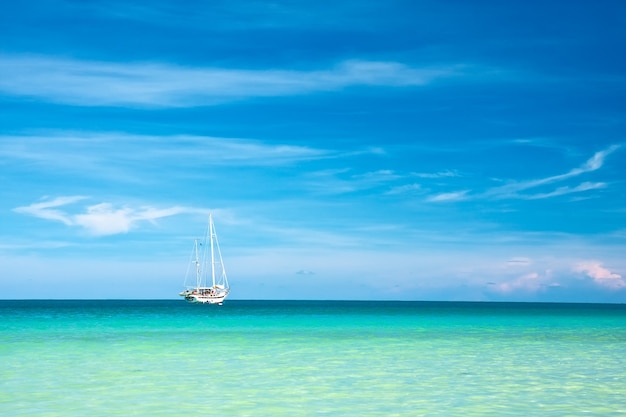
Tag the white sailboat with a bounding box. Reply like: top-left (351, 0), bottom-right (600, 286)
top-left (179, 213), bottom-right (230, 304)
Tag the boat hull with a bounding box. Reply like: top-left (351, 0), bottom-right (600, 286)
top-left (182, 287), bottom-right (229, 305)
top-left (185, 294), bottom-right (227, 304)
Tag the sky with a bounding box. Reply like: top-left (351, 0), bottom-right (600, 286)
top-left (1, 0), bottom-right (625, 302)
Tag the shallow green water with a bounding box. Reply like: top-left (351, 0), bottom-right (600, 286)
top-left (1, 301), bottom-right (625, 416)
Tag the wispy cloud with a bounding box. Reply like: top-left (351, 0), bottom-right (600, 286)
top-left (427, 145), bottom-right (621, 203)
top-left (152, 135), bottom-right (332, 166)
top-left (413, 170), bottom-right (460, 179)
top-left (303, 169), bottom-right (410, 195)
top-left (385, 183), bottom-right (422, 196)
top-left (12, 196), bottom-right (89, 225)
top-left (485, 145), bottom-right (620, 200)
top-left (524, 181), bottom-right (607, 200)
top-left (0, 54), bottom-right (463, 107)
top-left (381, 170), bottom-right (460, 196)
top-left (427, 190), bottom-right (470, 202)
top-left (14, 196), bottom-right (192, 236)
top-left (351, 170), bottom-right (402, 186)
top-left (0, 132), bottom-right (334, 178)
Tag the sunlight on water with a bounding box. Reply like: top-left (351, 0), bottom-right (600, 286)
top-left (1, 301), bottom-right (625, 416)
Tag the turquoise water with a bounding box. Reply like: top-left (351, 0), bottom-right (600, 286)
top-left (1, 301), bottom-right (625, 416)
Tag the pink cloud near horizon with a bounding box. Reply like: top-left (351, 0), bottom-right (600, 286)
top-left (575, 261), bottom-right (625, 290)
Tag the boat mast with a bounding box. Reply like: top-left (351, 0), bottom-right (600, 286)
top-left (213, 222), bottom-right (228, 289)
top-left (209, 213), bottom-right (216, 287)
top-left (194, 239), bottom-right (201, 290)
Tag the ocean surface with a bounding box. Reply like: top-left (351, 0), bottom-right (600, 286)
top-left (1, 300), bottom-right (625, 416)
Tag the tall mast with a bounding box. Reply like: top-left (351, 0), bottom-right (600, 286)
top-left (209, 213), bottom-right (216, 287)
top-left (194, 239), bottom-right (201, 289)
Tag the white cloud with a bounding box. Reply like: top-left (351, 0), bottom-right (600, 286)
top-left (427, 190), bottom-right (470, 202)
top-left (575, 261), bottom-right (625, 290)
top-left (14, 197), bottom-right (191, 236)
top-left (485, 263), bottom-right (573, 298)
top-left (489, 272), bottom-right (543, 294)
top-left (0, 54), bottom-right (462, 107)
top-left (73, 204), bottom-right (135, 235)
top-left (485, 258), bottom-right (625, 299)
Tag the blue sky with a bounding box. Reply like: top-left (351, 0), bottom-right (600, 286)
top-left (1, 0), bottom-right (625, 301)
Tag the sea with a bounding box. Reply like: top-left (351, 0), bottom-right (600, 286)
top-left (1, 300), bottom-right (625, 416)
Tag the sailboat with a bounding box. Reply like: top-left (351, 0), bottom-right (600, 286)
top-left (179, 213), bottom-right (230, 304)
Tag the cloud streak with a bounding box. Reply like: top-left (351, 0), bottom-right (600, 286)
top-left (0, 132), bottom-right (336, 180)
top-left (12, 196), bottom-right (89, 225)
top-left (427, 145), bottom-right (621, 203)
top-left (0, 54), bottom-right (462, 107)
top-left (485, 145), bottom-right (620, 199)
top-left (427, 190), bottom-right (470, 202)
top-left (14, 196), bottom-right (191, 236)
